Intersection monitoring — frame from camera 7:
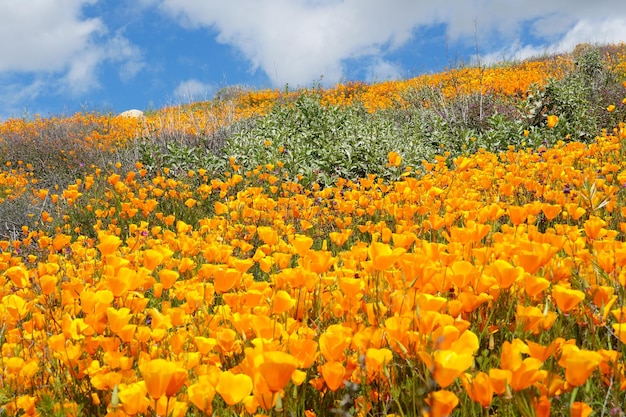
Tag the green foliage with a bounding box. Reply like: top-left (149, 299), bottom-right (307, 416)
top-left (225, 92), bottom-right (434, 187)
top-left (139, 138), bottom-right (226, 177)
top-left (522, 46), bottom-right (626, 143)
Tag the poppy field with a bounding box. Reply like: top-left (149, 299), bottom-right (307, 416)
top-left (1, 44), bottom-right (626, 416)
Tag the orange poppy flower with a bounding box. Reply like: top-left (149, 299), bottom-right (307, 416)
top-left (612, 323), bottom-right (626, 343)
top-left (256, 351), bottom-right (299, 392)
top-left (158, 268), bottom-right (179, 290)
top-left (291, 234), bottom-right (313, 257)
top-left (516, 250), bottom-right (543, 274)
top-left (510, 357), bottom-right (543, 391)
top-left (583, 216), bottom-right (607, 240)
top-left (490, 259), bottom-right (523, 289)
top-left (461, 372), bottom-right (493, 407)
top-left (453, 156), bottom-right (472, 171)
top-left (552, 285), bottom-right (585, 312)
top-left (571, 402), bottom-right (593, 417)
top-left (215, 371), bottom-right (253, 405)
top-left (508, 205), bottom-right (529, 226)
top-left (534, 395), bottom-right (551, 417)
top-left (431, 325), bottom-right (460, 351)
top-left (387, 151), bottom-right (402, 167)
top-left (458, 292), bottom-right (493, 313)
top-left (320, 361), bottom-right (345, 391)
top-left (153, 396), bottom-right (188, 417)
top-left (319, 325), bottom-right (352, 362)
top-left (364, 348), bottom-right (393, 380)
top-left (500, 340), bottom-right (528, 372)
top-left (117, 324), bottom-right (137, 343)
top-left (302, 250), bottom-right (336, 274)
top-left (425, 390), bottom-right (459, 417)
top-left (39, 274), bottom-right (58, 295)
top-left (540, 203), bottom-right (562, 221)
top-left (524, 274), bottom-right (550, 298)
top-left (52, 233), bottom-right (72, 252)
top-left (5, 357), bottom-right (25, 375)
top-left (3, 294), bottom-right (30, 321)
top-left (257, 226), bottom-right (279, 245)
top-left (329, 230), bottom-right (352, 247)
top-left (368, 241), bottom-right (405, 271)
top-left (178, 256), bottom-right (196, 273)
top-left (564, 203), bottom-right (586, 220)
top-left (230, 257), bottom-right (254, 273)
top-left (288, 338), bottom-right (319, 369)
top-left (243, 395), bottom-right (260, 415)
top-left (106, 267), bottom-right (134, 297)
top-left (138, 359), bottom-right (187, 400)
top-left (449, 330), bottom-right (479, 356)
top-left (488, 368), bottom-right (511, 395)
top-left (5, 265), bottom-right (29, 288)
top-left (449, 260), bottom-right (478, 289)
top-left (213, 267), bottom-right (242, 293)
top-left (194, 336), bottom-right (217, 355)
top-left (291, 369), bottom-right (307, 386)
top-left (516, 305), bottom-right (557, 334)
top-left (271, 290), bottom-right (296, 315)
top-left (527, 340), bottom-right (556, 362)
top-left (107, 307), bottom-right (132, 334)
top-left (562, 349), bottom-right (603, 387)
top-left (214, 201), bottom-right (229, 215)
top-left (432, 350), bottom-right (474, 388)
top-left (15, 395), bottom-right (37, 415)
top-left (97, 232), bottom-right (122, 257)
top-left (547, 115), bottom-right (558, 129)
top-left (259, 256), bottom-right (274, 273)
top-left (118, 382), bottom-right (151, 415)
top-left (215, 328), bottom-right (239, 354)
top-left (142, 249), bottom-right (164, 271)
top-left (188, 376), bottom-right (216, 414)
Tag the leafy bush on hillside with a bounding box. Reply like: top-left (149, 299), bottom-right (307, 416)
top-left (141, 45), bottom-right (619, 181)
top-left (522, 46), bottom-right (626, 142)
top-left (225, 92), bottom-right (434, 186)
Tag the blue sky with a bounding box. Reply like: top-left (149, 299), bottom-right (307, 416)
top-left (1, 0), bottom-right (625, 119)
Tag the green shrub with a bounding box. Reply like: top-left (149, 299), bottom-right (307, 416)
top-left (521, 46), bottom-right (626, 143)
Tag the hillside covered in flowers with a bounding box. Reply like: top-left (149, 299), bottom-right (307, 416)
top-left (1, 43), bottom-right (626, 417)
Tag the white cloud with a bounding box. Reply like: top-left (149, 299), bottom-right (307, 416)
top-left (481, 17), bottom-right (626, 64)
top-left (173, 79), bottom-right (215, 102)
top-left (153, 0), bottom-right (626, 87)
top-left (0, 0), bottom-right (143, 102)
top-left (365, 58), bottom-right (403, 83)
top-left (105, 33), bottom-right (145, 82)
top-left (0, 76), bottom-right (49, 119)
top-left (157, 0), bottom-right (435, 86)
top-left (0, 0), bottom-right (103, 73)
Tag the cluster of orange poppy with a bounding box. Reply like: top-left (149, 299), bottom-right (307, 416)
top-left (330, 59), bottom-right (570, 113)
top-left (0, 113), bottom-right (145, 153)
top-left (1, 110), bottom-right (626, 415)
top-left (0, 166), bottom-right (30, 204)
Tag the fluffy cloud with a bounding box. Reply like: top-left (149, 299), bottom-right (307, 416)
top-left (0, 0), bottom-right (143, 98)
top-left (481, 17), bottom-right (626, 64)
top-left (154, 0), bottom-right (626, 86)
top-left (157, 0), bottom-right (435, 86)
top-left (0, 0), bottom-right (102, 73)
